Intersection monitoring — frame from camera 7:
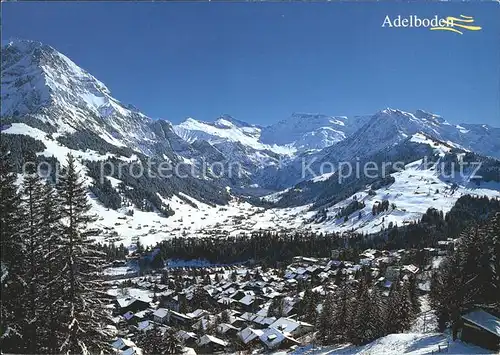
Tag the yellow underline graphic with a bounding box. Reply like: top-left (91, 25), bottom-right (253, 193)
top-left (430, 15), bottom-right (482, 35)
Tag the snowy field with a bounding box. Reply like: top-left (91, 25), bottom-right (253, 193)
top-left (287, 333), bottom-right (494, 355)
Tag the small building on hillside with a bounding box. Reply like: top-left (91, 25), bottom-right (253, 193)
top-left (459, 309), bottom-right (500, 351)
top-left (168, 310), bottom-right (193, 326)
top-left (197, 334), bottom-right (228, 353)
top-left (437, 239), bottom-right (455, 255)
top-left (238, 294), bottom-right (258, 312)
top-left (153, 308), bottom-right (169, 324)
top-left (269, 317), bottom-right (314, 338)
top-left (111, 338), bottom-right (136, 352)
top-left (258, 327), bottom-right (299, 350)
top-left (115, 297), bottom-right (150, 315)
top-left (238, 327), bottom-right (264, 346)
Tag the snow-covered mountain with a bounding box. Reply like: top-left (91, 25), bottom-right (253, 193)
top-left (2, 39), bottom-right (500, 244)
top-left (320, 108), bottom-right (500, 164)
top-left (175, 107), bottom-right (500, 191)
top-left (172, 113), bottom-right (370, 188)
top-left (1, 40), bottom-right (161, 154)
top-left (175, 115), bottom-right (264, 150)
top-left (174, 113), bottom-right (369, 159)
top-left (252, 108), bottom-right (500, 189)
top-left (1, 39), bottom-right (232, 206)
top-left (260, 112), bottom-right (370, 151)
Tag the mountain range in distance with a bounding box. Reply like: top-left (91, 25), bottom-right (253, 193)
top-left (2, 39), bottom-right (500, 246)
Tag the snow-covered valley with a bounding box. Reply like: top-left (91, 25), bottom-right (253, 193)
top-left (86, 156), bottom-right (500, 248)
top-left (2, 39), bottom-right (500, 250)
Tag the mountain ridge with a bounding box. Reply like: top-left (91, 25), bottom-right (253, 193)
top-left (2, 39), bottom-right (500, 241)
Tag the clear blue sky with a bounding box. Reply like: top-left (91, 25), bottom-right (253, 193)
top-left (3, 2), bottom-right (500, 127)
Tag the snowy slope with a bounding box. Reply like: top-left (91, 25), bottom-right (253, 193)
top-left (261, 134), bottom-right (500, 233)
top-left (3, 123), bottom-right (121, 164)
top-left (306, 158), bottom-right (500, 235)
top-left (289, 333), bottom-right (494, 355)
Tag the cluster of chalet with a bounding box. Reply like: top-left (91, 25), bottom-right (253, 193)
top-left (107, 247), bottom-right (440, 354)
top-left (108, 275), bottom-right (314, 353)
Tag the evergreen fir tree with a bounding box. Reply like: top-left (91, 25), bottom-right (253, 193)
top-left (0, 150), bottom-right (27, 352)
top-left (221, 310), bottom-right (231, 324)
top-left (38, 181), bottom-right (65, 353)
top-left (299, 286), bottom-right (318, 324)
top-left (19, 169), bottom-right (48, 352)
top-left (407, 275), bottom-right (421, 316)
top-left (268, 297), bottom-right (285, 318)
top-left (349, 277), bottom-right (384, 345)
top-left (136, 327), bottom-right (166, 354)
top-left (55, 154), bottom-right (112, 354)
top-left (163, 328), bottom-right (184, 354)
top-left (430, 215), bottom-right (500, 339)
top-left (190, 286), bottom-right (211, 312)
top-left (395, 280), bottom-right (414, 332)
top-left (331, 285), bottom-right (351, 343)
top-left (367, 286), bottom-right (385, 341)
top-left (150, 252), bottom-right (165, 269)
top-left (384, 281), bottom-right (401, 334)
top-left (316, 293), bottom-right (334, 344)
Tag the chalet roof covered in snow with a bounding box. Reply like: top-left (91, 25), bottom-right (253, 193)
top-left (217, 322), bottom-right (239, 334)
top-left (175, 330), bottom-right (197, 341)
top-left (120, 346), bottom-right (143, 355)
top-left (259, 327), bottom-right (300, 348)
top-left (186, 308), bottom-right (208, 319)
top-left (238, 327), bottom-right (264, 344)
top-left (111, 337), bottom-right (136, 350)
top-left (461, 309), bottom-right (500, 337)
top-left (153, 308), bottom-right (168, 319)
top-left (259, 327), bottom-right (286, 348)
top-left (239, 294), bottom-right (256, 305)
top-left (198, 334), bottom-right (228, 347)
top-left (270, 317), bottom-right (300, 333)
top-left (270, 317), bottom-right (313, 334)
top-left (116, 295), bottom-right (151, 308)
top-left (137, 320), bottom-right (152, 332)
top-left (122, 311), bottom-right (135, 320)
